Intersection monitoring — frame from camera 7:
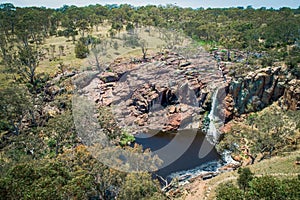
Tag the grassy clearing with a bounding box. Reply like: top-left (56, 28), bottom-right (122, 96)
top-left (38, 25), bottom-right (170, 76)
top-left (249, 151), bottom-right (300, 175)
top-left (38, 35), bottom-right (83, 75)
top-left (2, 23), bottom-right (192, 78)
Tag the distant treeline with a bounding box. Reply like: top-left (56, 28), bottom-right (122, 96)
top-left (1, 3), bottom-right (300, 50)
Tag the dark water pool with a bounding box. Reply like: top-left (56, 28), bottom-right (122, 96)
top-left (133, 129), bottom-right (222, 179)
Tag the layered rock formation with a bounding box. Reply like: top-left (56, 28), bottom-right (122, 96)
top-left (110, 52), bottom-right (227, 134)
top-left (281, 79), bottom-right (300, 110)
top-left (225, 66), bottom-right (286, 119)
top-left (76, 51), bottom-right (226, 134)
top-left (75, 49), bottom-right (299, 136)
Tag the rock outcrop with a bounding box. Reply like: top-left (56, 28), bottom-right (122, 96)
top-left (281, 79), bottom-right (300, 110)
top-left (76, 51), bottom-right (226, 134)
top-left (226, 66), bottom-right (285, 118)
top-left (75, 48), bottom-right (299, 135)
top-left (110, 52), bottom-right (226, 134)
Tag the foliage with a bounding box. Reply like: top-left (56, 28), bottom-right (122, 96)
top-left (217, 175), bottom-right (300, 200)
top-left (118, 173), bottom-right (165, 200)
top-left (217, 107), bottom-right (300, 157)
top-left (237, 167), bottom-right (254, 191)
top-left (98, 107), bottom-right (122, 141)
top-left (247, 176), bottom-right (286, 199)
top-left (75, 40), bottom-right (89, 59)
top-left (0, 147), bottom-right (100, 200)
top-left (123, 34), bottom-right (140, 48)
top-left (119, 131), bottom-right (135, 146)
top-left (139, 39), bottom-right (148, 60)
top-left (216, 182), bottom-right (244, 200)
top-left (0, 84), bottom-right (32, 135)
top-left (43, 110), bottom-right (75, 156)
top-left (0, 145), bottom-right (164, 200)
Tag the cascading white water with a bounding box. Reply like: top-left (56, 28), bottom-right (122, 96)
top-left (206, 88), bottom-right (221, 145)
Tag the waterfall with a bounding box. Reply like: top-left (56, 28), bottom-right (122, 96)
top-left (206, 88), bottom-right (222, 145)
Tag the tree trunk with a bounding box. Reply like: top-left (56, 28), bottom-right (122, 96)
top-left (72, 35), bottom-right (76, 44)
top-left (227, 49), bottom-right (231, 61)
top-left (29, 109), bottom-right (37, 126)
top-left (11, 120), bottom-right (20, 135)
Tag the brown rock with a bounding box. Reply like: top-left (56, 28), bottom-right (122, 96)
top-left (103, 98), bottom-right (113, 106)
top-left (232, 154), bottom-right (242, 162)
top-left (169, 105), bottom-right (176, 114)
top-left (219, 163), bottom-right (240, 172)
top-left (100, 72), bottom-right (119, 83)
top-left (221, 123), bottom-right (232, 133)
top-left (179, 62), bottom-right (191, 68)
top-left (224, 94), bottom-right (234, 120)
top-left (46, 85), bottom-right (61, 95)
top-left (242, 156), bottom-right (254, 166)
top-left (282, 79), bottom-right (300, 110)
top-left (180, 104), bottom-right (189, 112)
top-left (135, 117), bottom-right (145, 126)
top-left (164, 114), bottom-right (181, 131)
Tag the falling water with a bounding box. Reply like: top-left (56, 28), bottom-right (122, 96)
top-left (206, 88), bottom-right (222, 145)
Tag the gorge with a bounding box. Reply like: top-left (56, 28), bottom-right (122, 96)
top-left (73, 47), bottom-right (300, 185)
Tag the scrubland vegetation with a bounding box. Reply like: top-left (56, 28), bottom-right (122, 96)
top-left (0, 3), bottom-right (299, 199)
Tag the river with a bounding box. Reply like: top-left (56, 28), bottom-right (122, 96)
top-left (133, 129), bottom-right (222, 181)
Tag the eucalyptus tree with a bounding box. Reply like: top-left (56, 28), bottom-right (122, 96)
top-left (0, 84), bottom-right (32, 135)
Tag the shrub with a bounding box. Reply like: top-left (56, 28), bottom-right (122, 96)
top-left (216, 183), bottom-right (244, 200)
top-left (119, 131), bottom-right (135, 146)
top-left (237, 167), bottom-right (254, 191)
top-left (75, 41), bottom-right (89, 59)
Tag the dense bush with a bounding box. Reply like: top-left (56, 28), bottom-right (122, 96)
top-left (217, 169), bottom-right (300, 200)
top-left (75, 41), bottom-right (89, 59)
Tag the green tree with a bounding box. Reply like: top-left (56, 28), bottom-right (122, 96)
top-left (139, 39), bottom-right (148, 60)
top-left (1, 42), bottom-right (41, 92)
top-left (216, 183), bottom-right (244, 200)
top-left (247, 176), bottom-right (286, 200)
top-left (0, 158), bottom-right (97, 200)
top-left (75, 40), bottom-right (89, 59)
top-left (118, 173), bottom-right (165, 200)
top-left (45, 111), bottom-right (74, 156)
top-left (111, 21), bottom-right (123, 38)
top-left (77, 19), bottom-right (90, 37)
top-left (0, 84), bottom-right (31, 135)
top-left (88, 39), bottom-right (108, 72)
top-left (237, 167), bottom-right (254, 191)
top-left (126, 22), bottom-right (134, 34)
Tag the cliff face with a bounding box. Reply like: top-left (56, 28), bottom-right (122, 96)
top-left (225, 67), bottom-right (286, 119)
top-left (224, 66), bottom-right (300, 121)
top-left (280, 79), bottom-right (300, 111)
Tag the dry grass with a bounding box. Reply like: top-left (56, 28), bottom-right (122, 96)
top-left (37, 24), bottom-right (172, 76)
top-left (249, 151), bottom-right (300, 175)
top-left (2, 22), bottom-right (191, 78)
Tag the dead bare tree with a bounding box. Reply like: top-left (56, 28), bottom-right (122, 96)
top-left (88, 40), bottom-right (108, 72)
top-left (139, 39), bottom-right (148, 60)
